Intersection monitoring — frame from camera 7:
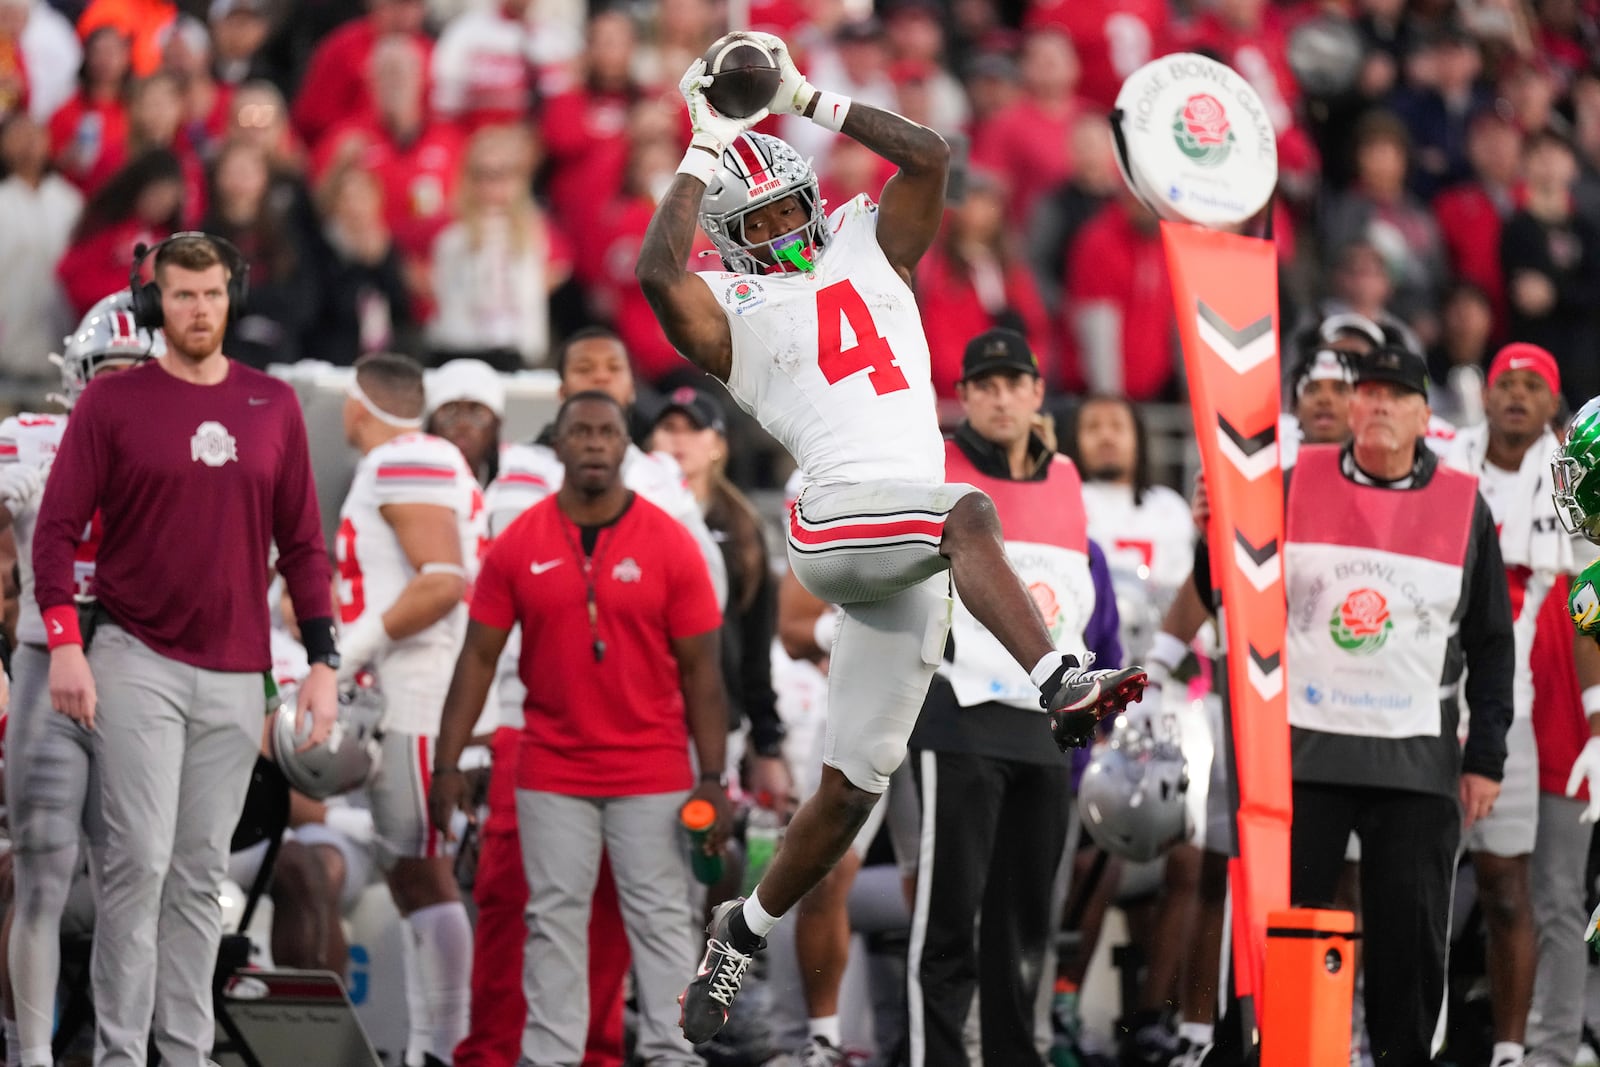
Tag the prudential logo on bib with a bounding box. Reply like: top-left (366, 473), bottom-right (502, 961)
top-left (1329, 588), bottom-right (1393, 655)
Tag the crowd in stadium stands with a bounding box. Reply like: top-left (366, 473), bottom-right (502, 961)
top-left (6, 0), bottom-right (1600, 1066)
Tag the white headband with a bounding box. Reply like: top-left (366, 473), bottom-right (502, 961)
top-left (1295, 348), bottom-right (1355, 398)
top-left (348, 375), bottom-right (423, 429)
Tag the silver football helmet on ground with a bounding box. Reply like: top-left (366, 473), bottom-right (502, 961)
top-left (1077, 716), bottom-right (1190, 863)
top-left (699, 131), bottom-right (828, 275)
top-left (269, 675), bottom-right (384, 800)
top-left (50, 291), bottom-right (166, 408)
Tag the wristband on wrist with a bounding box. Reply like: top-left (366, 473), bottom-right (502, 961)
top-left (700, 770), bottom-right (728, 788)
top-left (811, 90), bottom-right (852, 132)
top-left (678, 144), bottom-right (722, 185)
top-left (1584, 685), bottom-right (1600, 717)
top-left (43, 605), bottom-right (82, 650)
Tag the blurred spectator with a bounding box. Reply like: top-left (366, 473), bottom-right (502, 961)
top-left (430, 0), bottom-right (537, 132)
top-left (781, 17), bottom-right (896, 168)
top-left (291, 0), bottom-right (431, 149)
top-left (969, 29), bottom-right (1088, 228)
top-left (1022, 0), bottom-right (1167, 111)
top-left (1320, 110), bottom-right (1445, 336)
top-left (0, 0), bottom-right (27, 122)
top-left (48, 27), bottom-right (131, 192)
top-left (884, 0), bottom-right (968, 135)
top-left (200, 138), bottom-right (314, 366)
top-left (1500, 131), bottom-right (1600, 408)
top-left (1428, 281), bottom-right (1494, 426)
top-left (4, 0), bottom-right (79, 124)
top-left (1572, 70), bottom-right (1600, 227)
top-left (1387, 25), bottom-right (1493, 200)
top-left (76, 0), bottom-right (173, 76)
top-left (226, 80), bottom-right (306, 176)
top-left (816, 135), bottom-right (894, 224)
top-left (635, 0), bottom-right (717, 92)
top-left (960, 49), bottom-right (1019, 129)
top-left (302, 157), bottom-right (412, 363)
top-left (1500, 59), bottom-right (1563, 137)
top-left (539, 10), bottom-right (647, 255)
top-left (1432, 109), bottom-right (1521, 333)
top-left (55, 147), bottom-right (182, 316)
top-left (123, 71), bottom-right (205, 222)
top-left (1062, 188), bottom-right (1175, 401)
top-left (0, 113), bottom-right (80, 381)
top-left (208, 0), bottom-right (270, 88)
top-left (314, 34), bottom-right (464, 311)
top-left (916, 169), bottom-right (1050, 400)
top-left (1531, 0), bottom-right (1593, 91)
top-left (1028, 112), bottom-right (1118, 314)
top-left (428, 125), bottom-right (569, 369)
top-left (160, 14), bottom-right (228, 160)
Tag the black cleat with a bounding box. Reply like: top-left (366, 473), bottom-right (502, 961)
top-left (680, 898), bottom-right (764, 1044)
top-left (1042, 653), bottom-right (1149, 751)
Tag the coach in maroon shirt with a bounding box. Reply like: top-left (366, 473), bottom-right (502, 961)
top-left (430, 390), bottom-right (728, 1067)
top-left (32, 233), bottom-right (337, 1067)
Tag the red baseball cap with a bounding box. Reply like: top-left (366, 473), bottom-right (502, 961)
top-left (1487, 342), bottom-right (1561, 396)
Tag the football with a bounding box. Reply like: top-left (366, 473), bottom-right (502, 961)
top-left (701, 32), bottom-right (782, 120)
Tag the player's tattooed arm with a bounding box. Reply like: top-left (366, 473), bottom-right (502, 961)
top-left (637, 174), bottom-right (736, 381)
top-left (808, 99), bottom-right (950, 281)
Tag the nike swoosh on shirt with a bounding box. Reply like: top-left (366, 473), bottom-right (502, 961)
top-left (530, 559), bottom-right (563, 575)
top-left (248, 397), bottom-right (269, 406)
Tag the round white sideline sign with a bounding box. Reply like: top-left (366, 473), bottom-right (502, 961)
top-left (1112, 53), bottom-right (1279, 230)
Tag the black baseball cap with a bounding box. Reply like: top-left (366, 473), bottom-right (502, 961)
top-left (958, 328), bottom-right (1039, 383)
top-left (1355, 344), bottom-right (1429, 397)
top-left (654, 385), bottom-right (726, 434)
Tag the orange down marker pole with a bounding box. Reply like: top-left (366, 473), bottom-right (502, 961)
top-left (1261, 909), bottom-right (1357, 1067)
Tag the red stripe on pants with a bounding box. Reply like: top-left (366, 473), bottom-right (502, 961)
top-left (454, 728), bottom-right (631, 1067)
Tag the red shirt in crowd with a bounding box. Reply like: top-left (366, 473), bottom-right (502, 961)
top-left (916, 250), bottom-right (1052, 398)
top-left (470, 493), bottom-right (721, 796)
top-left (590, 196), bottom-right (711, 386)
top-left (48, 95), bottom-right (129, 194)
top-left (292, 18), bottom-right (434, 148)
top-left (1062, 199), bottom-right (1174, 400)
top-left (56, 220), bottom-right (168, 317)
top-left (969, 95), bottom-right (1091, 228)
top-left (1532, 573), bottom-right (1588, 800)
top-left (1022, 0), bottom-right (1168, 111)
top-left (33, 360), bottom-right (331, 672)
top-left (540, 86), bottom-right (635, 245)
top-left (1433, 182), bottom-right (1508, 332)
top-left (314, 117), bottom-right (465, 265)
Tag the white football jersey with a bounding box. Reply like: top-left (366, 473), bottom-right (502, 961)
top-left (1081, 482), bottom-right (1196, 593)
top-left (337, 433), bottom-right (484, 731)
top-left (0, 412), bottom-right (97, 645)
top-left (700, 194), bottom-right (945, 488)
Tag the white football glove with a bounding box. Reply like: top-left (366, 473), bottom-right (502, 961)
top-left (749, 32), bottom-right (817, 116)
top-left (679, 58), bottom-right (769, 155)
top-left (0, 463), bottom-right (45, 521)
top-left (1567, 737), bottom-right (1600, 823)
top-left (337, 613), bottom-right (389, 685)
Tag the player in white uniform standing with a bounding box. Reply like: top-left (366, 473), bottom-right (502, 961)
top-left (0, 294), bottom-right (159, 1067)
top-left (636, 37), bottom-right (1147, 1041)
top-left (337, 354), bottom-right (483, 1067)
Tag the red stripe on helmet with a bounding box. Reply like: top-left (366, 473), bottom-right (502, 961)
top-left (732, 134), bottom-right (768, 188)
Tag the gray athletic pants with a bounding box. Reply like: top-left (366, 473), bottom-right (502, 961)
top-left (1527, 793), bottom-right (1593, 1067)
top-left (86, 623), bottom-right (262, 1067)
top-left (514, 788), bottom-right (702, 1067)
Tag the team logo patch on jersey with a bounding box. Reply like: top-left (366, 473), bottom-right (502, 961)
top-left (190, 420), bottom-right (239, 467)
top-left (613, 557), bottom-right (642, 583)
top-left (722, 279), bottom-right (767, 316)
top-left (1172, 93), bottom-right (1236, 168)
top-left (1029, 581), bottom-right (1065, 642)
top-left (1572, 580), bottom-right (1600, 633)
top-left (1329, 587), bottom-right (1392, 655)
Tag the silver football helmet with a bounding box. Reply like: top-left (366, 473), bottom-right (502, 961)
top-left (1077, 716), bottom-right (1190, 863)
top-left (700, 131), bottom-right (828, 276)
top-left (50, 291), bottom-right (165, 408)
top-left (268, 674), bottom-right (384, 800)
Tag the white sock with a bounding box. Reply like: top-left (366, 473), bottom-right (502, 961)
top-left (402, 901), bottom-right (474, 1065)
top-left (1491, 1041), bottom-right (1524, 1067)
top-left (809, 1015), bottom-right (842, 1047)
top-left (1030, 651), bottom-right (1069, 687)
top-left (1178, 1021), bottom-right (1214, 1047)
top-left (743, 889), bottom-right (781, 937)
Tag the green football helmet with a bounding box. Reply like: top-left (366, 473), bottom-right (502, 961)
top-left (1553, 397), bottom-right (1600, 544)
